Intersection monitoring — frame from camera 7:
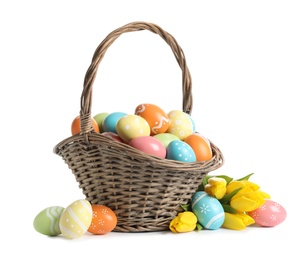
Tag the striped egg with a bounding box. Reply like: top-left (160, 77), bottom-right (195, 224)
top-left (59, 199), bottom-right (92, 239)
top-left (33, 206), bottom-right (65, 236)
top-left (191, 191), bottom-right (225, 230)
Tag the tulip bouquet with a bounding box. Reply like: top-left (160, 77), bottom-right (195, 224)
top-left (169, 173), bottom-right (285, 233)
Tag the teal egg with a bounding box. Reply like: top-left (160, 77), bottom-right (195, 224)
top-left (191, 191), bottom-right (225, 230)
top-left (102, 112), bottom-right (127, 133)
top-left (33, 206), bottom-right (65, 236)
top-left (166, 140), bottom-right (196, 162)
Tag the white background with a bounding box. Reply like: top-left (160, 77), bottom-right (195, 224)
top-left (1, 0), bottom-right (299, 259)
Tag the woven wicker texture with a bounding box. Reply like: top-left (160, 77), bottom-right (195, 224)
top-left (54, 21), bottom-right (224, 232)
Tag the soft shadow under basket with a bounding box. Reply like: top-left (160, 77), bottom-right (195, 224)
top-left (53, 21), bottom-right (224, 232)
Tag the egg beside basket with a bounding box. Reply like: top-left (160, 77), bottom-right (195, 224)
top-left (53, 21), bottom-right (224, 232)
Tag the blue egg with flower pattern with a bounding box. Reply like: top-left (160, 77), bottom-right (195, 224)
top-left (191, 191), bottom-right (225, 230)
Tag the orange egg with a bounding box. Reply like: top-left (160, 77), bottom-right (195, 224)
top-left (184, 133), bottom-right (213, 162)
top-left (71, 115), bottom-right (100, 135)
top-left (135, 103), bottom-right (170, 135)
top-left (88, 204), bottom-right (117, 235)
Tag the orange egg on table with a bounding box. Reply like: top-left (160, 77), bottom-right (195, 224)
top-left (71, 115), bottom-right (100, 135)
top-left (88, 204), bottom-right (117, 235)
top-left (184, 133), bottom-right (213, 162)
top-left (135, 103), bottom-right (170, 135)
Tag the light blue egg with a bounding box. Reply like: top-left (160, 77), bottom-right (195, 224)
top-left (166, 140), bottom-right (196, 162)
top-left (186, 113), bottom-right (196, 133)
top-left (102, 112), bottom-right (127, 133)
top-left (190, 191), bottom-right (225, 230)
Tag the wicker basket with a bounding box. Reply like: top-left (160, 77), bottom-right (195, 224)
top-left (53, 21), bottom-right (224, 232)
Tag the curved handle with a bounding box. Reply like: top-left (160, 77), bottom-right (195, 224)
top-left (80, 21), bottom-right (193, 134)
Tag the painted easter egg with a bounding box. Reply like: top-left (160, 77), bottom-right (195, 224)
top-left (153, 133), bottom-right (179, 148)
top-left (33, 206), bottom-right (65, 236)
top-left (101, 132), bottom-right (124, 143)
top-left (166, 140), bottom-right (196, 162)
top-left (184, 133), bottom-right (213, 162)
top-left (59, 199), bottom-right (92, 239)
top-left (135, 103), bottom-right (170, 135)
top-left (248, 199), bottom-right (287, 227)
top-left (167, 110), bottom-right (193, 140)
top-left (116, 114), bottom-right (150, 143)
top-left (191, 191), bottom-right (225, 230)
top-left (129, 136), bottom-right (166, 158)
top-left (88, 204), bottom-right (117, 235)
top-left (102, 112), bottom-right (127, 133)
top-left (187, 113), bottom-right (196, 133)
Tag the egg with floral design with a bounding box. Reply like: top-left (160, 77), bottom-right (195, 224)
top-left (191, 191), bottom-right (225, 230)
top-left (248, 199), bottom-right (286, 227)
top-left (88, 204), bottom-right (117, 235)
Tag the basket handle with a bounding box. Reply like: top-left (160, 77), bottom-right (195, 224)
top-left (80, 21), bottom-right (193, 134)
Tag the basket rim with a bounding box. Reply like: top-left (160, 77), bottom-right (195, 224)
top-left (54, 131), bottom-right (224, 172)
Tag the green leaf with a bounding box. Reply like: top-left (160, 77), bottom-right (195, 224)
top-left (222, 204), bottom-right (238, 214)
top-left (237, 173), bottom-right (254, 181)
top-left (180, 204), bottom-right (190, 211)
top-left (198, 175), bottom-right (211, 191)
top-left (196, 223), bottom-right (203, 231)
top-left (219, 187), bottom-right (242, 204)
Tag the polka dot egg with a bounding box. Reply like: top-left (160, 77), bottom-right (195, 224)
top-left (59, 199), bottom-right (92, 239)
top-left (166, 140), bottom-right (196, 162)
top-left (116, 114), bottom-right (150, 143)
top-left (167, 110), bottom-right (193, 140)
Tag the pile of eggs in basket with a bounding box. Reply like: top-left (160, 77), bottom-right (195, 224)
top-left (72, 103), bottom-right (213, 162)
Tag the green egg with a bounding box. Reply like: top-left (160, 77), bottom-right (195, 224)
top-left (33, 206), bottom-right (65, 236)
top-left (153, 133), bottom-right (179, 148)
top-left (93, 112), bottom-right (109, 133)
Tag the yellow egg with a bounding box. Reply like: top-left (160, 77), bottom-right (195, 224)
top-left (116, 114), bottom-right (150, 143)
top-left (59, 199), bottom-right (92, 239)
top-left (167, 110), bottom-right (193, 140)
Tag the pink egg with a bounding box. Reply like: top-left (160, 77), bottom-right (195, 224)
top-left (248, 199), bottom-right (287, 227)
top-left (129, 136), bottom-right (166, 158)
top-left (101, 132), bottom-right (124, 143)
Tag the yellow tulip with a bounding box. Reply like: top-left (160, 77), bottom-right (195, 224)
top-left (204, 177), bottom-right (227, 199)
top-left (225, 180), bottom-right (270, 212)
top-left (230, 186), bottom-right (270, 212)
top-left (169, 211), bottom-right (197, 233)
top-left (222, 212), bottom-right (255, 230)
top-left (226, 180), bottom-right (260, 194)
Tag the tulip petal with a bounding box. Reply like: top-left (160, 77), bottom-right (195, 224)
top-left (222, 212), bottom-right (246, 230)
